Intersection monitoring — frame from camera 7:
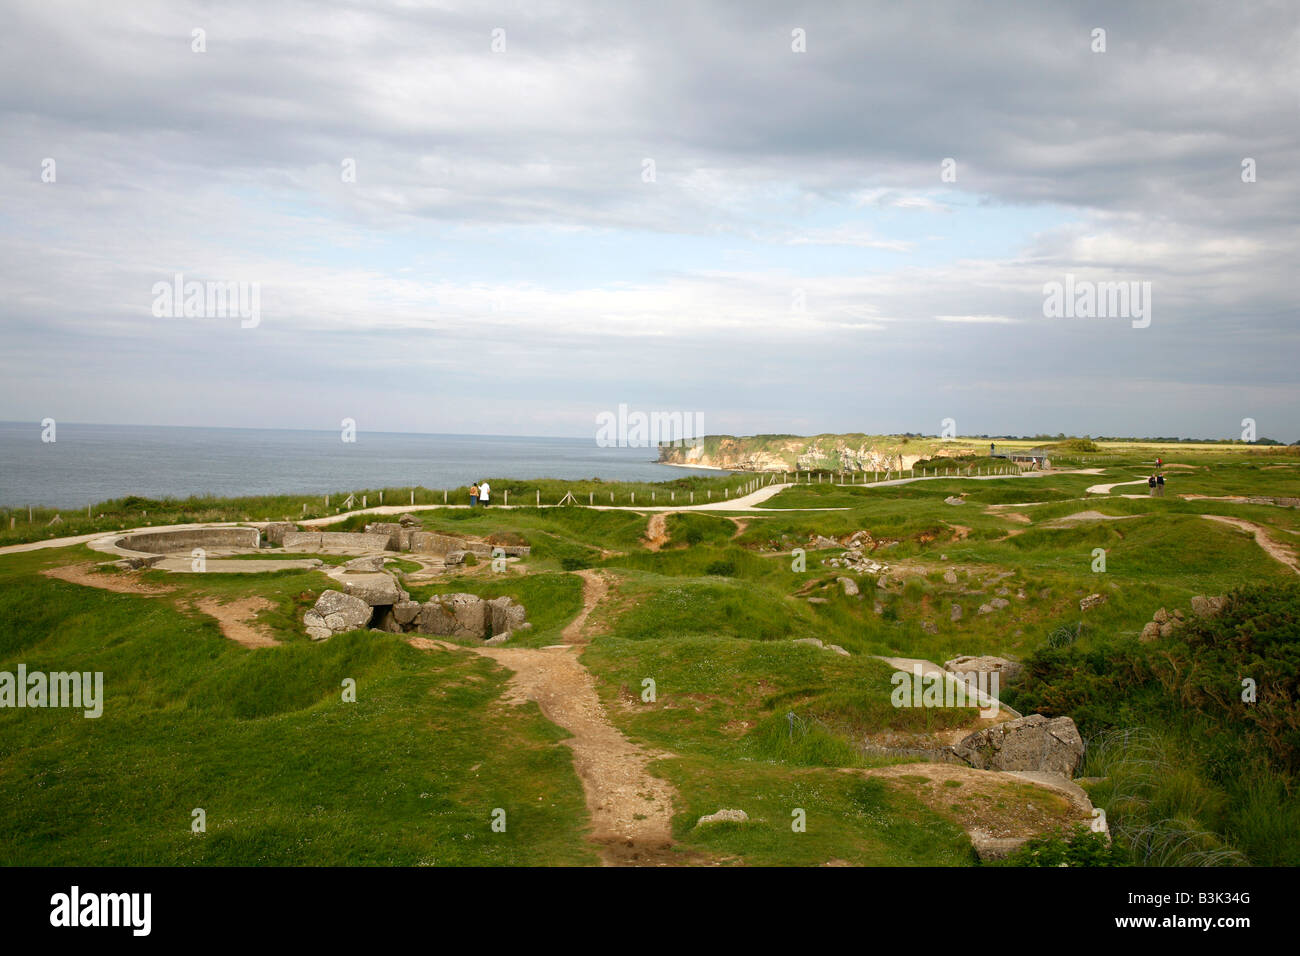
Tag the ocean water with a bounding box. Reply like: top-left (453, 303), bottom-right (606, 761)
top-left (0, 422), bottom-right (722, 508)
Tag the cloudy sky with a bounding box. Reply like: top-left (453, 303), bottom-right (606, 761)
top-left (1, 0), bottom-right (1296, 440)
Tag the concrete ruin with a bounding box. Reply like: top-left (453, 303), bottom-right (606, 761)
top-left (305, 587), bottom-right (528, 643)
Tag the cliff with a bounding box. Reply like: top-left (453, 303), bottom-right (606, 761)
top-left (658, 434), bottom-right (979, 472)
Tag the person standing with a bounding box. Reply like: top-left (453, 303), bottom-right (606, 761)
top-left (1147, 474), bottom-right (1157, 496)
top-left (479, 480), bottom-right (491, 508)
top-left (1156, 473), bottom-right (1165, 497)
top-left (470, 482), bottom-right (479, 507)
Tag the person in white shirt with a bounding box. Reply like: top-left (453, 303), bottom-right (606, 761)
top-left (479, 480), bottom-right (491, 508)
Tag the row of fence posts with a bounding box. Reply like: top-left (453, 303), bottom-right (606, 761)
top-left (317, 462), bottom-right (1018, 516)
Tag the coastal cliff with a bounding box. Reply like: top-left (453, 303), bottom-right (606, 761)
top-left (658, 434), bottom-right (977, 472)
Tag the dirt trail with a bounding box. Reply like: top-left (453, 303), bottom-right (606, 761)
top-left (561, 569), bottom-right (610, 644)
top-left (42, 563), bottom-right (175, 594)
top-left (474, 644), bottom-right (679, 865)
top-left (1202, 515), bottom-right (1300, 574)
top-left (643, 513), bottom-right (669, 551)
top-left (193, 596), bottom-right (279, 648)
top-left (412, 569), bottom-right (681, 865)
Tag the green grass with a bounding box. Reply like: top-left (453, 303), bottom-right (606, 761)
top-left (3, 447), bottom-right (1297, 865)
top-left (0, 548), bottom-right (594, 865)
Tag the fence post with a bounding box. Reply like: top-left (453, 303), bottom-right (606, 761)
top-left (444, 489), bottom-right (448, 504)
top-left (590, 492), bottom-right (594, 506)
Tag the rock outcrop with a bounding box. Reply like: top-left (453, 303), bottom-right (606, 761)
top-left (304, 588), bottom-right (527, 643)
top-left (1079, 593), bottom-right (1107, 612)
top-left (305, 589), bottom-right (374, 640)
top-left (1139, 595), bottom-right (1225, 642)
top-left (953, 714), bottom-right (1085, 777)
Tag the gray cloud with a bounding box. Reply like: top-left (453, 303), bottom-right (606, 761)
top-left (0, 0), bottom-right (1296, 439)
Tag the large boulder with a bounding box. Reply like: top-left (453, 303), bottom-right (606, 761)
top-left (398, 513), bottom-right (421, 528)
top-left (1190, 594), bottom-right (1226, 619)
top-left (488, 596), bottom-right (527, 635)
top-left (308, 589), bottom-right (373, 639)
top-left (392, 601), bottom-right (422, 626)
top-left (417, 593), bottom-right (486, 638)
top-left (953, 714), bottom-right (1085, 777)
top-left (338, 572), bottom-right (406, 607)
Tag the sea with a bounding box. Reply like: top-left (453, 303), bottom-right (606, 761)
top-left (0, 422), bottom-right (723, 508)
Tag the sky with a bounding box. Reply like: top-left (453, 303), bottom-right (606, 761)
top-left (1, 0), bottom-right (1297, 441)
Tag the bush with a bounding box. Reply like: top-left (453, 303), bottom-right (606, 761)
top-left (996, 826), bottom-right (1126, 867)
top-left (704, 559), bottom-right (735, 577)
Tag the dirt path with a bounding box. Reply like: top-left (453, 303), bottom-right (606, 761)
top-left (192, 596), bottom-right (280, 648)
top-left (473, 643), bottom-right (680, 865)
top-left (409, 569), bottom-right (681, 864)
top-left (643, 513), bottom-right (669, 551)
top-left (1202, 515), bottom-right (1300, 574)
top-left (42, 563), bottom-right (175, 595)
top-left (561, 569), bottom-right (610, 644)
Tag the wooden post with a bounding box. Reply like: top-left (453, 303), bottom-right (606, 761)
top-left (410, 490), bottom-right (415, 505)
top-left (589, 492), bottom-right (594, 506)
top-left (537, 490), bottom-right (540, 507)
top-left (380, 491), bottom-right (384, 504)
top-left (631, 492), bottom-right (635, 504)
top-left (444, 489), bottom-right (448, 504)
top-left (362, 495), bottom-right (367, 508)
top-left (690, 491), bottom-right (694, 503)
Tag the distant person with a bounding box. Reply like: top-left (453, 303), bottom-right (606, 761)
top-left (1147, 474), bottom-right (1157, 496)
top-left (1156, 473), bottom-right (1165, 497)
top-left (479, 480), bottom-right (491, 508)
top-left (470, 482), bottom-right (479, 507)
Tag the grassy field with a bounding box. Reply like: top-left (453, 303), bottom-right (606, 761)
top-left (1, 446), bottom-right (1297, 866)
